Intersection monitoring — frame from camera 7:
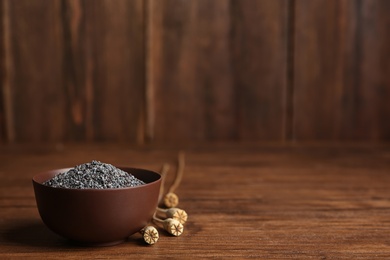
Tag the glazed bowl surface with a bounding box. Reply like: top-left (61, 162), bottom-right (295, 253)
top-left (32, 167), bottom-right (161, 246)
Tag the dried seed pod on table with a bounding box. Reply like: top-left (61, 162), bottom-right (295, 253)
top-left (140, 226), bottom-right (159, 245)
top-left (162, 218), bottom-right (184, 236)
top-left (164, 192), bottom-right (179, 208)
top-left (157, 207), bottom-right (188, 224)
top-left (153, 214), bottom-right (184, 237)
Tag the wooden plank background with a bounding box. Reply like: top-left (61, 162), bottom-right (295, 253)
top-left (293, 0), bottom-right (390, 141)
top-left (149, 0), bottom-right (288, 142)
top-left (0, 0), bottom-right (389, 143)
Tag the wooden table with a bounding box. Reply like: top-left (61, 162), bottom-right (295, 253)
top-left (1, 143), bottom-right (390, 259)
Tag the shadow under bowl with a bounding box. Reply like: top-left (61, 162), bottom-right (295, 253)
top-left (32, 167), bottom-right (161, 246)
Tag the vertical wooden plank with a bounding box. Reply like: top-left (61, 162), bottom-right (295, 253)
top-left (1, 0), bottom-right (15, 143)
top-left (0, 96), bottom-right (3, 143)
top-left (294, 0), bottom-right (390, 140)
top-left (145, 0), bottom-right (154, 142)
top-left (51, 0), bottom-right (145, 142)
top-left (293, 0), bottom-right (359, 140)
top-left (149, 0), bottom-right (235, 142)
top-left (230, 0), bottom-right (288, 141)
top-left (0, 0), bottom-right (5, 143)
top-left (358, 0), bottom-right (390, 140)
top-left (285, 0), bottom-right (296, 141)
top-left (149, 0), bottom-right (288, 142)
top-left (87, 0), bottom-right (145, 143)
top-left (7, 0), bottom-right (65, 142)
top-left (4, 0), bottom-right (145, 143)
top-left (61, 0), bottom-right (90, 141)
top-left (0, 78), bottom-right (3, 143)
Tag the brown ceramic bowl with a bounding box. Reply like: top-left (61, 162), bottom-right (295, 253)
top-left (32, 167), bottom-right (161, 246)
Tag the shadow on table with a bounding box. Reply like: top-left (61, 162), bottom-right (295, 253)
top-left (3, 220), bottom-right (72, 249)
top-left (3, 220), bottom-right (147, 249)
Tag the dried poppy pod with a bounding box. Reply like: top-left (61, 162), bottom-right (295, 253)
top-left (140, 226), bottom-right (159, 245)
top-left (162, 218), bottom-right (184, 236)
top-left (153, 214), bottom-right (184, 236)
top-left (164, 192), bottom-right (179, 208)
top-left (157, 207), bottom-right (188, 224)
top-left (166, 208), bottom-right (188, 224)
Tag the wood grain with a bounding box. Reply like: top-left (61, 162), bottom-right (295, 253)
top-left (6, 0), bottom-right (65, 142)
top-left (358, 0), bottom-right (390, 140)
top-left (1, 143), bottom-right (390, 258)
top-left (230, 0), bottom-right (288, 141)
top-left (86, 0), bottom-right (145, 143)
top-left (293, 0), bottom-right (390, 140)
top-left (1, 0), bottom-right (147, 143)
top-left (0, 0), bottom-right (4, 143)
top-left (1, 0), bottom-right (390, 143)
top-left (61, 0), bottom-right (90, 141)
top-left (149, 0), bottom-right (234, 142)
top-left (62, 0), bottom-right (145, 142)
top-left (149, 0), bottom-right (288, 142)
top-left (2, 0), bottom-right (145, 143)
top-left (0, 86), bottom-right (4, 143)
top-left (1, 0), bottom-right (14, 143)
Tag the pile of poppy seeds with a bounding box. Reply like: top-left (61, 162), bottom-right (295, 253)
top-left (43, 160), bottom-right (145, 189)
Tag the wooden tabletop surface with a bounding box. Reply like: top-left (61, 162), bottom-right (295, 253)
top-left (1, 143), bottom-right (390, 259)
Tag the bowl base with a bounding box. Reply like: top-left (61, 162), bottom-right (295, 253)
top-left (71, 239), bottom-right (127, 247)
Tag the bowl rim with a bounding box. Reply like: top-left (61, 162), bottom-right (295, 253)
top-left (32, 166), bottom-right (161, 192)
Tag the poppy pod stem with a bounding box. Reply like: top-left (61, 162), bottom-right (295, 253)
top-left (158, 163), bottom-right (170, 202)
top-left (163, 151), bottom-right (185, 208)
